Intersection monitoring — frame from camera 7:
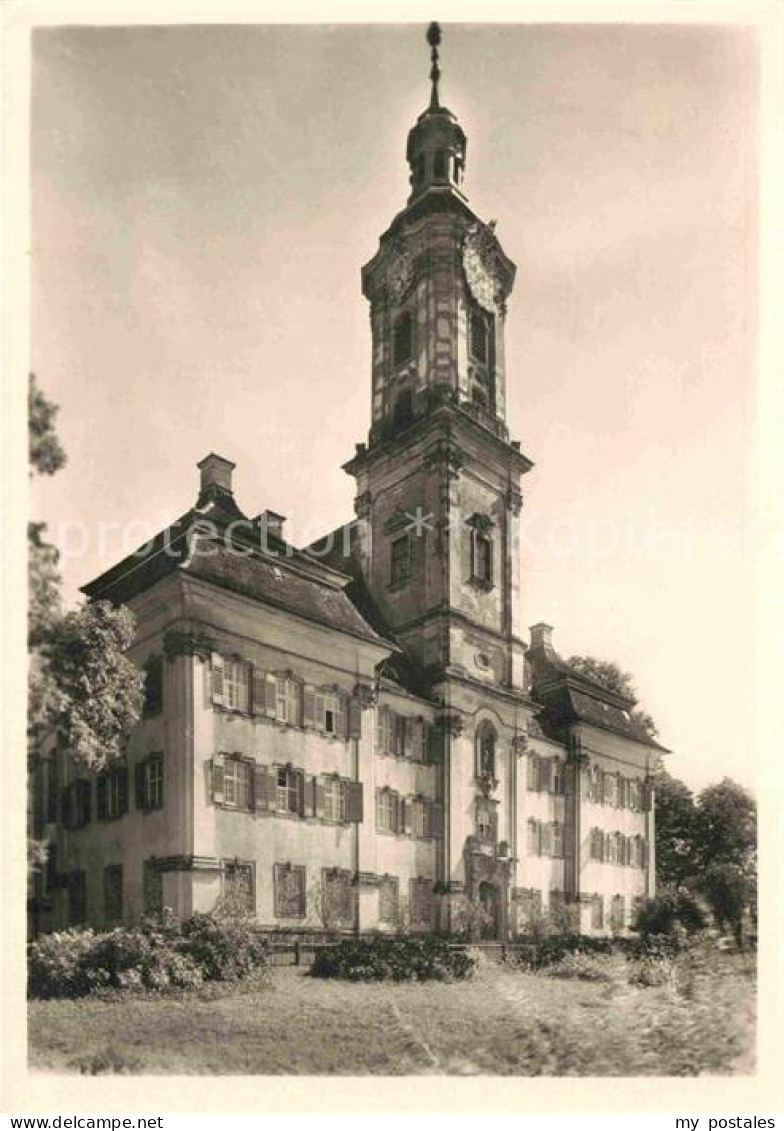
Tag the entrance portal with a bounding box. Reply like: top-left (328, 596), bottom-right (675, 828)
top-left (478, 881), bottom-right (499, 939)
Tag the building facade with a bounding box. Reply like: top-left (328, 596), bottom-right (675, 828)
top-left (30, 28), bottom-right (664, 940)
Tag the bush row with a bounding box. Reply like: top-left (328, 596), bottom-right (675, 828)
top-left (310, 935), bottom-right (475, 982)
top-left (513, 931), bottom-right (684, 970)
top-left (28, 913), bottom-right (269, 998)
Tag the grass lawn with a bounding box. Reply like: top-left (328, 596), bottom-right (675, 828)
top-left (28, 949), bottom-right (756, 1076)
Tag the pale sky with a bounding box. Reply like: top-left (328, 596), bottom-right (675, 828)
top-left (31, 21), bottom-right (758, 794)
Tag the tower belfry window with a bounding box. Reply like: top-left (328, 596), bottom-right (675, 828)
top-left (393, 312), bottom-right (413, 366)
top-left (433, 149), bottom-right (447, 180)
top-left (469, 309), bottom-right (489, 364)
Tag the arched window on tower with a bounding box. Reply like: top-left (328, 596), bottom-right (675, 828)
top-left (433, 150), bottom-right (447, 180)
top-left (469, 308), bottom-right (490, 365)
top-left (393, 311), bottom-right (413, 367)
top-left (392, 389), bottom-right (413, 431)
top-left (476, 721), bottom-right (498, 780)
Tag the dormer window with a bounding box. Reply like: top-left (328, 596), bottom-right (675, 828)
top-left (393, 311), bottom-right (413, 366)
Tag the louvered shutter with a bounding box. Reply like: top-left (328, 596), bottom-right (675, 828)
top-left (96, 776), bottom-right (107, 821)
top-left (250, 666), bottom-right (266, 716)
top-left (211, 653), bottom-right (224, 706)
top-left (314, 778), bottom-right (326, 818)
top-left (376, 705), bottom-right (386, 752)
top-left (118, 768), bottom-right (129, 816)
top-left (431, 801), bottom-right (444, 839)
top-left (347, 698), bottom-right (362, 739)
top-left (303, 775), bottom-right (316, 818)
top-left (287, 680), bottom-right (302, 726)
top-left (265, 674), bottom-right (278, 718)
top-left (540, 823), bottom-right (552, 856)
top-left (135, 763), bottom-right (146, 811)
top-left (345, 781), bottom-right (364, 823)
top-left (211, 755), bottom-right (225, 805)
top-left (403, 798), bottom-right (413, 836)
top-left (427, 724), bottom-right (442, 764)
top-left (334, 694), bottom-right (346, 738)
top-left (539, 758), bottom-right (552, 793)
top-left (61, 786), bottom-right (72, 829)
top-left (411, 719), bottom-right (425, 762)
top-left (526, 754), bottom-right (538, 790)
top-left (618, 776), bottom-right (627, 809)
top-left (304, 686), bottom-right (317, 729)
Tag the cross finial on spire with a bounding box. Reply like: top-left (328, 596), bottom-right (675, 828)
top-left (427, 21), bottom-right (442, 109)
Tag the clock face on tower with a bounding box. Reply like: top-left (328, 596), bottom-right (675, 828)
top-left (462, 223), bottom-right (503, 313)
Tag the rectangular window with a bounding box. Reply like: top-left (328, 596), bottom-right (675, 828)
top-left (392, 714), bottom-right (407, 757)
top-left (409, 878), bottom-right (434, 928)
top-left (393, 312), bottom-right (413, 366)
top-left (276, 766), bottom-right (304, 815)
top-left (376, 788), bottom-right (398, 833)
top-left (411, 798), bottom-right (428, 839)
top-left (376, 706), bottom-right (394, 755)
top-left (223, 659), bottom-right (250, 713)
top-left (633, 836), bottom-right (646, 868)
top-left (517, 888), bottom-right (542, 928)
top-left (323, 869), bottom-right (355, 927)
top-left (476, 799), bottom-right (496, 843)
top-left (539, 823), bottom-right (553, 856)
top-left (223, 861), bottom-right (255, 914)
top-left (142, 654), bottom-right (164, 716)
top-left (471, 531), bottom-right (493, 586)
top-left (390, 535), bottom-right (412, 588)
top-left (590, 827), bottom-right (604, 861)
top-left (307, 688), bottom-right (346, 737)
top-left (551, 822), bottom-right (564, 858)
top-left (143, 860), bottom-right (163, 918)
top-left (604, 773), bottom-right (619, 807)
top-left (627, 779), bottom-right (642, 812)
top-left (103, 864), bottom-right (123, 926)
top-left (136, 753), bottom-right (164, 812)
top-left (223, 757), bottom-right (253, 811)
top-left (68, 869), bottom-right (87, 926)
top-left (323, 777), bottom-right (346, 823)
top-left (274, 863), bottom-right (306, 918)
top-left (378, 876), bottom-right (399, 925)
top-left (97, 768), bottom-right (128, 822)
top-left (526, 754), bottom-right (539, 791)
top-left (527, 819), bottom-right (540, 856)
top-left (469, 308), bottom-right (489, 364)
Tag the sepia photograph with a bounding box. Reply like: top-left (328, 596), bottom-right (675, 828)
top-left (11, 4), bottom-right (772, 1099)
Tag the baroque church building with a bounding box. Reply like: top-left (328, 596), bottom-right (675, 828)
top-left (32, 26), bottom-right (665, 940)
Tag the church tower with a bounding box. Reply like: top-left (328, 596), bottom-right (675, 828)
top-left (344, 23), bottom-right (533, 699)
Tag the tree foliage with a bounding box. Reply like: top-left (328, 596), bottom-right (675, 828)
top-left (567, 654), bottom-right (658, 737)
top-left (28, 378), bottom-right (144, 774)
top-left (653, 770), bottom-right (699, 887)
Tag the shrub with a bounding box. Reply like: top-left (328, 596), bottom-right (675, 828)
top-left (543, 952), bottom-right (622, 983)
top-left (179, 913), bottom-right (268, 982)
top-left (628, 955), bottom-right (674, 987)
top-left (311, 936), bottom-right (475, 982)
top-left (28, 913), bottom-right (267, 999)
top-left (633, 889), bottom-right (706, 939)
top-left (28, 930), bottom-right (111, 999)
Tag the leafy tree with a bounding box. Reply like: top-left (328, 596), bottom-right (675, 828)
top-left (653, 769), bottom-right (699, 887)
top-left (567, 654), bottom-right (658, 737)
top-left (693, 780), bottom-right (756, 942)
top-left (28, 376), bottom-right (145, 882)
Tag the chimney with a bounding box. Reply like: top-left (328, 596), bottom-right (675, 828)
top-left (197, 453), bottom-right (235, 501)
top-left (259, 509), bottom-right (286, 540)
top-left (529, 622), bottom-right (555, 652)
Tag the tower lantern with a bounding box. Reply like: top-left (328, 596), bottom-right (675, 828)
top-left (406, 22), bottom-right (468, 202)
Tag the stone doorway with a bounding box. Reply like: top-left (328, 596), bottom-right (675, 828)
top-left (478, 881), bottom-right (500, 939)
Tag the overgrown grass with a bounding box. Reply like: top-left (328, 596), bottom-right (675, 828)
top-left (28, 942), bottom-right (755, 1076)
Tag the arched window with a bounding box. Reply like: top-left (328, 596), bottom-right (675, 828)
top-left (433, 149), bottom-right (447, 180)
top-left (469, 308), bottom-right (490, 364)
top-left (476, 721), bottom-right (498, 779)
top-left (393, 311), bottom-right (413, 366)
top-left (392, 389), bottom-right (413, 430)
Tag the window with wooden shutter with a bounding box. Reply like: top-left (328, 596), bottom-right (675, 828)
top-left (322, 777), bottom-right (345, 822)
top-left (538, 758), bottom-right (553, 793)
top-left (276, 766), bottom-right (304, 815)
top-left (376, 788), bottom-right (395, 833)
top-left (391, 713), bottom-right (406, 757)
top-left (551, 822), bottom-right (564, 858)
top-left (527, 818), bottom-right (540, 855)
top-left (251, 666), bottom-right (267, 716)
top-left (304, 686), bottom-right (317, 729)
top-left (376, 706), bottom-right (388, 754)
top-left (408, 718), bottom-right (424, 762)
top-left (539, 822), bottom-right (553, 856)
top-left (314, 778), bottom-right (326, 819)
top-left (590, 827), bottom-right (604, 861)
top-left (211, 653), bottom-right (224, 706)
top-left (402, 798), bottom-right (414, 837)
top-left (526, 754), bottom-right (539, 791)
top-left (552, 759), bottom-right (564, 795)
top-left (211, 755), bottom-right (225, 805)
top-left (252, 764), bottom-right (276, 813)
top-left (345, 781), bottom-right (363, 824)
top-left (103, 864), bottom-right (123, 926)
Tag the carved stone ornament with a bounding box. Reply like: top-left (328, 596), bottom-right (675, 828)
top-left (526, 716), bottom-right (545, 739)
top-left (388, 248), bottom-right (415, 303)
top-left (352, 681), bottom-right (378, 710)
top-left (511, 733), bottom-right (529, 756)
top-left (462, 222), bottom-right (504, 313)
top-left (354, 491), bottom-right (372, 519)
